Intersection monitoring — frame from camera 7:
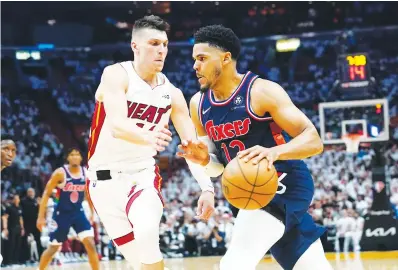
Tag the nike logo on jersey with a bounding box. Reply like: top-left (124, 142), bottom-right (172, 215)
top-left (202, 107), bottom-right (211, 115)
top-left (205, 118), bottom-right (251, 142)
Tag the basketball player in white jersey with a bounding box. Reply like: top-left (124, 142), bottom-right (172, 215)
top-left (86, 15), bottom-right (215, 270)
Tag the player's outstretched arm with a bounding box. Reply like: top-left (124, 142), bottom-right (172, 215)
top-left (169, 87), bottom-right (215, 220)
top-left (238, 79), bottom-right (323, 165)
top-left (171, 88), bottom-right (217, 183)
top-left (176, 92), bottom-right (225, 177)
top-left (36, 168), bottom-right (65, 232)
top-left (99, 65), bottom-right (172, 151)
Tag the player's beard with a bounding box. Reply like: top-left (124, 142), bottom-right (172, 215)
top-left (200, 67), bottom-right (221, 93)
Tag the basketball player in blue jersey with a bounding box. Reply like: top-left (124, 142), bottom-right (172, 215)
top-left (178, 25), bottom-right (333, 270)
top-left (36, 148), bottom-right (99, 270)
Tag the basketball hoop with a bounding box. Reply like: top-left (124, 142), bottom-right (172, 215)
top-left (342, 134), bottom-right (364, 153)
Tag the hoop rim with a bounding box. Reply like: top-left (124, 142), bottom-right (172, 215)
top-left (341, 133), bottom-right (365, 153)
top-left (341, 133), bottom-right (365, 140)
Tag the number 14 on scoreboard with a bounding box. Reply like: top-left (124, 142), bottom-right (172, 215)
top-left (339, 53), bottom-right (371, 85)
top-left (349, 65), bottom-right (365, 80)
top-left (346, 55), bottom-right (367, 80)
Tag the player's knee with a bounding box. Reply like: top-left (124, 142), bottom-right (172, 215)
top-left (134, 224), bottom-right (162, 264)
top-left (82, 237), bottom-right (96, 253)
top-left (134, 222), bottom-right (159, 244)
top-left (46, 244), bottom-right (61, 255)
top-left (114, 241), bottom-right (141, 269)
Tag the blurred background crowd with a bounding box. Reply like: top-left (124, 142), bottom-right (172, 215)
top-left (1, 1), bottom-right (397, 267)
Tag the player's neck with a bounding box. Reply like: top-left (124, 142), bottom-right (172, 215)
top-left (212, 70), bottom-right (243, 101)
top-left (132, 61), bottom-right (159, 88)
top-left (68, 165), bottom-right (80, 174)
top-left (1, 165), bottom-right (5, 171)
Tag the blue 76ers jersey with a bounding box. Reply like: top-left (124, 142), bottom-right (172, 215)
top-left (198, 71), bottom-right (309, 174)
top-left (54, 165), bottom-right (87, 213)
top-left (198, 72), bottom-right (327, 270)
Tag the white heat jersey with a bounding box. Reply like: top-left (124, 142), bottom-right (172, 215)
top-left (87, 61), bottom-right (172, 171)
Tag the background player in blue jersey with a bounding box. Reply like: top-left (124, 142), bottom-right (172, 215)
top-left (178, 25), bottom-right (334, 270)
top-left (36, 148), bottom-right (99, 270)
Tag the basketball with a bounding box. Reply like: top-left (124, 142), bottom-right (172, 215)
top-left (221, 156), bottom-right (279, 210)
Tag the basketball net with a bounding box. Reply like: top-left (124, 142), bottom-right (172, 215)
top-left (342, 134), bottom-right (364, 153)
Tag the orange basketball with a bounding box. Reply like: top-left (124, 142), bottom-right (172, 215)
top-left (221, 156), bottom-right (278, 210)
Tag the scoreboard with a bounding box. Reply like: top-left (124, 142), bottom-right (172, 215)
top-left (338, 53), bottom-right (371, 89)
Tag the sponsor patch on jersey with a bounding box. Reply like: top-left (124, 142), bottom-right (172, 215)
top-left (234, 95), bottom-right (243, 105)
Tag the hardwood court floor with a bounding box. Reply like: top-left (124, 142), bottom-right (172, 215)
top-left (23, 252), bottom-right (398, 270)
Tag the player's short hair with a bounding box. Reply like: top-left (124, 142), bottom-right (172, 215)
top-left (133, 15), bottom-right (170, 33)
top-left (65, 147), bottom-right (83, 159)
top-left (1, 135), bottom-right (15, 144)
top-left (194, 25), bottom-right (241, 60)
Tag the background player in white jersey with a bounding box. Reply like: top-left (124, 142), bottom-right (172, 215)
top-left (86, 15), bottom-right (215, 270)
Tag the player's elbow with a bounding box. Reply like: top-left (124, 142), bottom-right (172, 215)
top-left (109, 118), bottom-right (126, 139)
top-left (111, 127), bottom-right (131, 141)
top-left (312, 129), bottom-right (324, 155)
top-left (316, 139), bottom-right (324, 155)
top-left (110, 126), bottom-right (122, 139)
top-left (110, 126), bottom-right (121, 139)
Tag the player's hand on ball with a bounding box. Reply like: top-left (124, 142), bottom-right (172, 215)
top-left (36, 217), bottom-right (46, 232)
top-left (151, 127), bottom-right (172, 152)
top-left (237, 145), bottom-right (279, 168)
top-left (177, 139), bottom-right (209, 165)
top-left (196, 190), bottom-right (215, 221)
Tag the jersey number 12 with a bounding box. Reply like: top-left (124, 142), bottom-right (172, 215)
top-left (221, 140), bottom-right (245, 162)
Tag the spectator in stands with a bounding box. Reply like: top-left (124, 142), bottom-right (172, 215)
top-left (353, 211), bottom-right (365, 252)
top-left (196, 219), bottom-right (214, 256)
top-left (181, 213), bottom-right (198, 257)
top-left (335, 209), bottom-right (356, 253)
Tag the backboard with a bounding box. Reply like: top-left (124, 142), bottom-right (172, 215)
top-left (319, 98), bottom-right (389, 145)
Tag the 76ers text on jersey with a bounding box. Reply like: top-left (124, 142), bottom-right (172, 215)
top-left (205, 118), bottom-right (251, 142)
